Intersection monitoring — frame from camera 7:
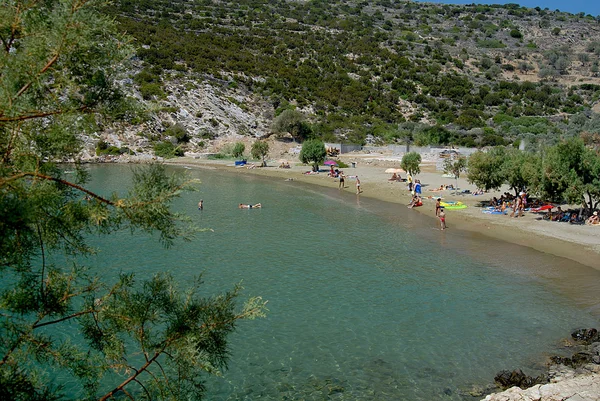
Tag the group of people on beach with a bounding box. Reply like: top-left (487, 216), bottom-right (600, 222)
top-left (488, 191), bottom-right (600, 225)
top-left (488, 192), bottom-right (527, 216)
top-left (406, 175), bottom-right (447, 229)
top-left (329, 166), bottom-right (362, 194)
top-left (407, 175), bottom-right (423, 209)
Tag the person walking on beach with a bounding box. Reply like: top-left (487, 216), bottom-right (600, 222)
top-left (439, 207), bottom-right (446, 230)
top-left (339, 173), bottom-right (345, 189)
top-left (356, 176), bottom-right (361, 194)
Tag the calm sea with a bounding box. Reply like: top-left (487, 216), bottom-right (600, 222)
top-left (82, 164), bottom-right (600, 400)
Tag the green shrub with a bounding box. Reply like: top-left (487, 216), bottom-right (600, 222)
top-left (96, 140), bottom-right (123, 156)
top-left (232, 142), bottom-right (245, 158)
top-left (208, 153), bottom-right (227, 159)
top-left (477, 39), bottom-right (506, 48)
top-left (509, 29), bottom-right (523, 39)
top-left (164, 123), bottom-right (190, 143)
top-left (153, 141), bottom-right (183, 158)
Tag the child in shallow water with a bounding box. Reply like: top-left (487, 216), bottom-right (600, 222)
top-left (439, 208), bottom-right (446, 230)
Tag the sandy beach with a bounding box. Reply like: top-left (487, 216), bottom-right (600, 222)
top-left (167, 151), bottom-right (600, 272)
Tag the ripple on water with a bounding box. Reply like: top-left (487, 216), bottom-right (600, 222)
top-left (79, 165), bottom-right (600, 400)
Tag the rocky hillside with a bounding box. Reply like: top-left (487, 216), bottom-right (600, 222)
top-left (91, 0), bottom-right (600, 160)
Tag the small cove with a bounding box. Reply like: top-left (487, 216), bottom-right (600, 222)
top-left (81, 164), bottom-right (600, 400)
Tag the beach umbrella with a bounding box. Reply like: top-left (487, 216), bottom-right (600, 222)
top-left (324, 160), bottom-right (338, 166)
top-left (385, 168), bottom-right (404, 174)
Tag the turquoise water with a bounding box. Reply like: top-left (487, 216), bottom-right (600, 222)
top-left (83, 164), bottom-right (600, 400)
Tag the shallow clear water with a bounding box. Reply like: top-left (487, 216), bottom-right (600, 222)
top-left (82, 164), bottom-right (600, 400)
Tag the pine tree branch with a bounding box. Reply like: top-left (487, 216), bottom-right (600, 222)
top-left (32, 309), bottom-right (95, 329)
top-left (15, 53), bottom-right (59, 99)
top-left (0, 172), bottom-right (115, 205)
top-left (130, 379), bottom-right (148, 400)
top-left (13, 0), bottom-right (88, 101)
top-left (98, 349), bottom-right (164, 401)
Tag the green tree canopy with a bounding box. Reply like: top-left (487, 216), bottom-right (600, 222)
top-left (232, 142), bottom-right (246, 158)
top-left (251, 140), bottom-right (270, 167)
top-left (466, 148), bottom-right (507, 191)
top-left (0, 1), bottom-right (266, 400)
top-left (400, 152), bottom-right (422, 176)
top-left (271, 109), bottom-right (312, 142)
top-left (299, 139), bottom-right (326, 172)
top-left (541, 138), bottom-right (600, 209)
top-left (503, 148), bottom-right (541, 196)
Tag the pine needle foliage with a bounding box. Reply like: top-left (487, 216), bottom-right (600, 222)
top-left (0, 1), bottom-right (267, 400)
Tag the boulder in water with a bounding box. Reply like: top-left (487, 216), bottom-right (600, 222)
top-left (571, 328), bottom-right (599, 344)
top-left (494, 369), bottom-right (547, 390)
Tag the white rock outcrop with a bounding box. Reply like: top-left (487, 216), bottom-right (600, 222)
top-left (483, 366), bottom-right (600, 401)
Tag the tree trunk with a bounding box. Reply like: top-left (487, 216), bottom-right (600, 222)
top-left (586, 191), bottom-right (598, 211)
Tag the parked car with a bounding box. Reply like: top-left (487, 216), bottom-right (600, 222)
top-left (439, 149), bottom-right (460, 158)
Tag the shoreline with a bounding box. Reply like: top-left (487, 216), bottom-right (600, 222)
top-left (163, 156), bottom-right (600, 401)
top-left (166, 156), bottom-right (600, 272)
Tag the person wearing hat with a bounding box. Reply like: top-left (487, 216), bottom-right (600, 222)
top-left (586, 211), bottom-right (600, 225)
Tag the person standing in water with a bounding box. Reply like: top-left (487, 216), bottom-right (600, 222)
top-left (439, 207), bottom-right (446, 230)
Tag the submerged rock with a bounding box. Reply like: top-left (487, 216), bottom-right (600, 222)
top-left (571, 328), bottom-right (599, 344)
top-left (494, 369), bottom-right (547, 390)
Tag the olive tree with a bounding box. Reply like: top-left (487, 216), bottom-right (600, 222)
top-left (299, 139), bottom-right (326, 172)
top-left (251, 140), bottom-right (270, 167)
top-left (0, 1), bottom-right (266, 400)
top-left (503, 148), bottom-right (541, 196)
top-left (541, 138), bottom-right (600, 210)
top-left (443, 156), bottom-right (468, 194)
top-left (400, 151), bottom-right (422, 176)
top-left (466, 148), bottom-right (507, 191)
top-left (271, 109), bottom-right (312, 142)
